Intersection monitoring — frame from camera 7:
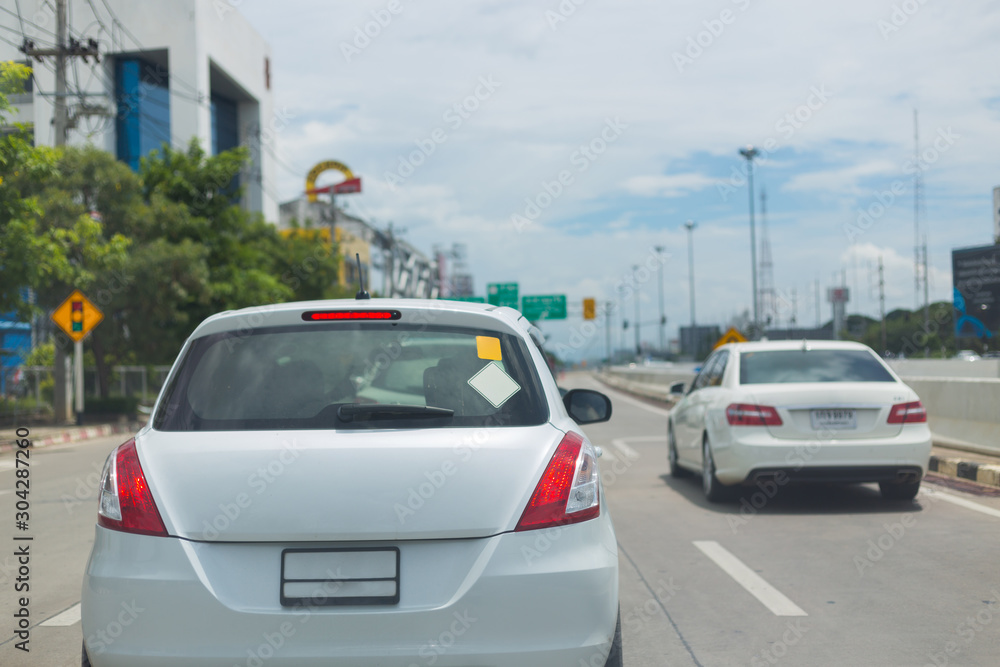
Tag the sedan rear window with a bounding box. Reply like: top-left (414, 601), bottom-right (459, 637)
top-left (739, 349), bottom-right (896, 384)
top-left (154, 323), bottom-right (548, 430)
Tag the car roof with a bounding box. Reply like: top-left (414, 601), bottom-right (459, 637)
top-left (717, 339), bottom-right (877, 354)
top-left (187, 298), bottom-right (538, 341)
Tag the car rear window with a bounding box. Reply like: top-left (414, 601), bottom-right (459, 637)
top-left (154, 323), bottom-right (548, 430)
top-left (739, 349), bottom-right (896, 384)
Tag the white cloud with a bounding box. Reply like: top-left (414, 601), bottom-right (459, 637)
top-left (234, 0), bottom-right (1000, 358)
top-left (783, 160), bottom-right (900, 194)
top-left (623, 173), bottom-right (717, 198)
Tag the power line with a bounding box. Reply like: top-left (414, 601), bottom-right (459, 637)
top-left (0, 22), bottom-right (49, 41)
top-left (89, 0), bottom-right (209, 105)
top-left (0, 4), bottom-right (57, 38)
top-left (84, 0), bottom-right (110, 35)
top-left (99, 0), bottom-right (142, 50)
top-left (0, 32), bottom-right (24, 50)
top-left (12, 0), bottom-right (27, 35)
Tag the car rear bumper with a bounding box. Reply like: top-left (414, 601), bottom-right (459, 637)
top-left (743, 465), bottom-right (923, 484)
top-left (712, 431), bottom-right (932, 486)
top-left (81, 517), bottom-right (619, 667)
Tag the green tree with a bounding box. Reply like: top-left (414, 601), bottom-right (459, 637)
top-left (0, 62), bottom-right (68, 318)
top-left (857, 302), bottom-right (955, 357)
top-left (139, 140), bottom-right (344, 325)
top-left (7, 133), bottom-right (347, 395)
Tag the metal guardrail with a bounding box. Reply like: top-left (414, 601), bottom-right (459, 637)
top-left (0, 365), bottom-right (172, 423)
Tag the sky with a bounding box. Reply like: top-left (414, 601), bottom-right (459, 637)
top-left (235, 0), bottom-right (1000, 361)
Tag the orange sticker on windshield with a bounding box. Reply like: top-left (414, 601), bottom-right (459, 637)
top-left (476, 336), bottom-right (502, 361)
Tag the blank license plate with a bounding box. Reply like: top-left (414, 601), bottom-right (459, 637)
top-left (810, 409), bottom-right (856, 430)
top-left (281, 547), bottom-right (399, 606)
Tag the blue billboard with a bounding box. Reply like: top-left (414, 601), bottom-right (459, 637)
top-left (952, 244), bottom-right (1000, 339)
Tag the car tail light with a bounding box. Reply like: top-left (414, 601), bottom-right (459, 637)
top-left (515, 432), bottom-right (600, 532)
top-left (97, 439), bottom-right (168, 537)
top-left (726, 403), bottom-right (783, 426)
top-left (887, 401), bottom-right (927, 424)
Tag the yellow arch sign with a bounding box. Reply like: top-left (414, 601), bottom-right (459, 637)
top-left (305, 160), bottom-right (355, 203)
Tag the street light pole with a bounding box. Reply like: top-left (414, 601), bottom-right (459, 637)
top-left (618, 292), bottom-right (625, 361)
top-left (684, 220), bottom-right (697, 355)
top-left (605, 300), bottom-right (612, 367)
top-left (654, 246), bottom-right (666, 356)
top-left (633, 265), bottom-right (641, 356)
top-left (740, 145), bottom-right (760, 337)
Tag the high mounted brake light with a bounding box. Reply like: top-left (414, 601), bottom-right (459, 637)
top-left (302, 310), bottom-right (402, 321)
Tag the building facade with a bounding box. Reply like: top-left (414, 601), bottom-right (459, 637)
top-left (0, 0), bottom-right (277, 220)
top-left (279, 197), bottom-right (440, 299)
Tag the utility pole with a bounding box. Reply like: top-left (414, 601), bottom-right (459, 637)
top-left (879, 256), bottom-right (887, 353)
top-left (913, 109), bottom-right (924, 312)
top-left (44, 0), bottom-right (70, 423)
top-left (922, 238), bottom-right (930, 331)
top-left (618, 293), bottom-right (626, 361)
top-left (632, 265), bottom-right (641, 357)
top-left (54, 0), bottom-right (69, 145)
top-left (604, 301), bottom-right (612, 367)
top-left (815, 278), bottom-right (821, 328)
top-left (655, 246), bottom-right (666, 356)
top-left (21, 0), bottom-right (101, 424)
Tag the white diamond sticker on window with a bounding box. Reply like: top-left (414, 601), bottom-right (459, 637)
top-left (468, 362), bottom-right (521, 408)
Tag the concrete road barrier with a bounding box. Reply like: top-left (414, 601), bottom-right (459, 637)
top-left (599, 361), bottom-right (1000, 456)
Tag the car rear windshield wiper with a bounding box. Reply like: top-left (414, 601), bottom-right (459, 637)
top-left (337, 404), bottom-right (455, 423)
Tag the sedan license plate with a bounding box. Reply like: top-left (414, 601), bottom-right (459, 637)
top-left (281, 547), bottom-right (400, 606)
top-left (810, 409), bottom-right (856, 430)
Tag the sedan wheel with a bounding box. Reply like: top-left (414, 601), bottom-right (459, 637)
top-left (879, 479), bottom-right (921, 500)
top-left (702, 439), bottom-right (733, 502)
top-left (668, 426), bottom-right (687, 478)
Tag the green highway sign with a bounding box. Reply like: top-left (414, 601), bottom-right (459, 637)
top-left (521, 294), bottom-right (567, 321)
top-left (487, 282), bottom-right (519, 308)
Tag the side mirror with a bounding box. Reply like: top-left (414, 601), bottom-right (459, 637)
top-left (669, 381), bottom-right (685, 395)
top-left (563, 388), bottom-right (612, 424)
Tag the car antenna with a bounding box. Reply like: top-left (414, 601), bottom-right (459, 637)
top-left (354, 253), bottom-right (370, 300)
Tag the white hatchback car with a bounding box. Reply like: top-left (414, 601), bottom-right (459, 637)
top-left (81, 299), bottom-right (621, 666)
top-left (667, 340), bottom-right (932, 502)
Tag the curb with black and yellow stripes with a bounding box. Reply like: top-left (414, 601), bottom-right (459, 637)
top-left (928, 456), bottom-right (1000, 489)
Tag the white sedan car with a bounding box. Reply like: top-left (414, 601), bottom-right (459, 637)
top-left (667, 340), bottom-right (932, 502)
top-left (82, 299), bottom-right (621, 666)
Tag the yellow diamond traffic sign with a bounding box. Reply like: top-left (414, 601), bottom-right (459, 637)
top-left (51, 289), bottom-right (104, 342)
top-left (713, 327), bottom-right (747, 350)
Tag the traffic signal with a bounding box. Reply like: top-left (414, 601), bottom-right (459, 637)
top-left (583, 298), bottom-right (596, 320)
top-left (71, 300), bottom-right (83, 332)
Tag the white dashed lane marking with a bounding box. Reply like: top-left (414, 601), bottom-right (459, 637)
top-left (40, 603), bottom-right (81, 627)
top-left (694, 541), bottom-right (808, 617)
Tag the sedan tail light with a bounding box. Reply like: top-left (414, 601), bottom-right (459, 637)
top-left (726, 403), bottom-right (783, 426)
top-left (515, 432), bottom-right (600, 532)
top-left (887, 401), bottom-right (927, 424)
top-left (98, 439), bottom-right (168, 537)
